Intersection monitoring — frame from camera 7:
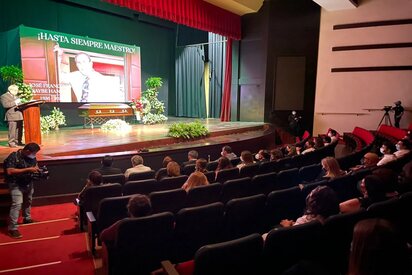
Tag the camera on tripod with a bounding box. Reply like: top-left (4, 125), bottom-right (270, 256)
top-left (383, 106), bottom-right (392, 112)
top-left (31, 165), bottom-right (50, 180)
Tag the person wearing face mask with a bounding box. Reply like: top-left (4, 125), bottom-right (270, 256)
top-left (377, 141), bottom-right (397, 167)
top-left (394, 139), bottom-right (411, 159)
top-left (0, 84), bottom-right (24, 147)
top-left (3, 143), bottom-right (41, 239)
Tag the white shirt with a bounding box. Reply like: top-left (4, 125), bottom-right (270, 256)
top-left (394, 149), bottom-right (410, 158)
top-left (377, 154), bottom-right (397, 166)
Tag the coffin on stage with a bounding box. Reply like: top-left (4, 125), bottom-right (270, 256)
top-left (78, 103), bottom-right (134, 128)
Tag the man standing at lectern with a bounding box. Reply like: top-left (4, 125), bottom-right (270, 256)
top-left (1, 84), bottom-right (24, 147)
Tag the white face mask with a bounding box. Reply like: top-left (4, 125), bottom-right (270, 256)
top-left (396, 144), bottom-right (401, 151)
top-left (328, 133), bottom-right (333, 137)
top-left (255, 153), bottom-right (260, 160)
top-left (380, 147), bottom-right (385, 154)
top-left (221, 151), bottom-right (224, 156)
top-left (26, 154), bottom-right (36, 159)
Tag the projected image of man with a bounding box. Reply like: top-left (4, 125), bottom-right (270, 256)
top-left (55, 45), bottom-right (122, 102)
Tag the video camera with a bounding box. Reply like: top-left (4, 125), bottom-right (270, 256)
top-left (383, 106), bottom-right (392, 112)
top-left (31, 165), bottom-right (50, 180)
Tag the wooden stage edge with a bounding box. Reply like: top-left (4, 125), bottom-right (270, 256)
top-left (0, 119), bottom-right (275, 163)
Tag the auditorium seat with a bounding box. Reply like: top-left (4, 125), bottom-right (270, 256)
top-left (174, 202), bottom-right (225, 262)
top-left (128, 170), bottom-right (156, 181)
top-left (323, 210), bottom-right (368, 274)
top-left (78, 183), bottom-right (122, 231)
top-left (265, 186), bottom-right (305, 229)
top-left (300, 180), bottom-right (327, 199)
top-left (158, 175), bottom-right (188, 191)
top-left (103, 212), bottom-right (175, 275)
top-left (230, 157), bottom-right (241, 167)
top-left (250, 172), bottom-right (277, 195)
top-left (400, 192), bottom-right (412, 242)
top-left (122, 179), bottom-right (158, 195)
top-left (258, 160), bottom-right (279, 174)
top-left (150, 188), bottom-right (187, 214)
top-left (87, 195), bottom-right (130, 253)
top-left (298, 163), bottom-right (322, 183)
top-left (182, 164), bottom-right (196, 176)
top-left (102, 173), bottom-right (125, 185)
top-left (206, 161), bottom-right (219, 171)
top-left (239, 163), bottom-right (260, 178)
top-left (326, 174), bottom-right (360, 202)
top-left (204, 171), bottom-right (216, 183)
top-left (185, 183), bottom-right (222, 208)
top-left (162, 233), bottom-right (264, 275)
top-left (224, 194), bottom-right (266, 240)
top-left (367, 197), bottom-right (402, 227)
top-left (220, 177), bottom-right (252, 204)
top-left (215, 167), bottom-right (239, 184)
top-left (155, 168), bottom-right (168, 181)
top-left (263, 220), bottom-right (323, 274)
top-left (276, 168), bottom-right (300, 190)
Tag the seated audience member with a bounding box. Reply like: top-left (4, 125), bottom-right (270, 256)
top-left (270, 148), bottom-right (283, 161)
top-left (237, 150), bottom-right (255, 169)
top-left (124, 155), bottom-right (152, 180)
top-left (372, 168), bottom-right (399, 198)
top-left (394, 139), bottom-right (411, 158)
top-left (339, 175), bottom-right (388, 213)
top-left (313, 136), bottom-right (325, 149)
top-left (77, 171), bottom-right (103, 205)
top-left (181, 171), bottom-right (209, 192)
top-left (195, 158), bottom-right (208, 173)
top-left (215, 156), bottom-right (233, 178)
top-left (100, 194), bottom-right (152, 244)
top-left (182, 150), bottom-right (198, 167)
top-left (377, 141), bottom-right (397, 166)
top-left (350, 152), bottom-right (379, 172)
top-left (166, 161), bottom-right (181, 177)
top-left (323, 136), bottom-right (332, 146)
top-left (327, 129), bottom-right (339, 143)
top-left (348, 219), bottom-right (411, 275)
top-left (155, 156), bottom-right (173, 181)
top-left (220, 145), bottom-right (237, 160)
top-left (297, 140), bottom-right (316, 155)
top-left (279, 186), bottom-right (339, 227)
top-left (255, 149), bottom-right (270, 163)
top-left (398, 160), bottom-right (412, 193)
top-left (319, 157), bottom-right (346, 180)
top-left (161, 156), bottom-right (173, 168)
top-left (92, 155), bottom-right (122, 175)
top-left (286, 145), bottom-right (298, 157)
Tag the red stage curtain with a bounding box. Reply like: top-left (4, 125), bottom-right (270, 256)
top-left (103, 0), bottom-right (241, 40)
top-left (220, 38), bottom-right (232, 122)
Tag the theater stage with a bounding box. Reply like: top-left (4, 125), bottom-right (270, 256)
top-left (0, 117), bottom-right (270, 162)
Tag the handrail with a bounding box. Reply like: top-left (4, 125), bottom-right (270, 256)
top-left (315, 112), bottom-right (368, 116)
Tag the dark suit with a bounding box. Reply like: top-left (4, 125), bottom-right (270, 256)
top-left (1, 92), bottom-right (23, 147)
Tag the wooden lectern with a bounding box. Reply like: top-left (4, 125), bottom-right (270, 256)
top-left (17, 100), bottom-right (45, 145)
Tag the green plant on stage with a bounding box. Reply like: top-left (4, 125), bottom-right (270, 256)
top-left (137, 76), bottom-right (168, 124)
top-left (101, 119), bottom-right (131, 132)
top-left (40, 107), bottom-right (66, 133)
top-left (168, 120), bottom-right (209, 139)
top-left (0, 65), bottom-right (33, 102)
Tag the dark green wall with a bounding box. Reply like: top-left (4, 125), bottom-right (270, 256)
top-left (0, 0), bottom-right (177, 125)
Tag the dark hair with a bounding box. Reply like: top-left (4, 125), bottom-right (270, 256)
top-left (127, 194), bottom-right (152, 217)
top-left (23, 143), bottom-right (40, 153)
top-left (381, 141), bottom-right (395, 154)
top-left (260, 150), bottom-right (270, 160)
top-left (349, 218), bottom-right (410, 275)
top-left (363, 175), bottom-right (387, 203)
top-left (306, 140), bottom-right (315, 148)
top-left (399, 139), bottom-right (411, 150)
top-left (323, 136), bottom-right (331, 143)
top-left (88, 171), bottom-right (102, 185)
top-left (222, 145), bottom-right (233, 153)
top-left (162, 156), bottom-right (173, 167)
top-left (305, 186), bottom-right (339, 219)
top-left (329, 129), bottom-right (337, 136)
top-left (196, 158), bottom-right (208, 172)
top-left (241, 150), bottom-right (254, 164)
top-left (372, 168), bottom-right (397, 193)
top-left (314, 137), bottom-right (324, 149)
top-left (270, 149), bottom-right (283, 161)
top-left (102, 155), bottom-right (113, 167)
top-left (216, 156), bottom-right (232, 171)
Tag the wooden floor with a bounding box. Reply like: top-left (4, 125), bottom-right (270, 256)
top-left (0, 118), bottom-right (266, 162)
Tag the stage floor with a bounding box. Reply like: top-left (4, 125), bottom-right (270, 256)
top-left (0, 118), bottom-right (266, 162)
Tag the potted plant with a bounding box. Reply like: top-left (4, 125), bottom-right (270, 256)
top-left (0, 65), bottom-right (33, 102)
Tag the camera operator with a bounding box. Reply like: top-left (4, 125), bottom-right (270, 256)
top-left (4, 143), bottom-right (41, 239)
top-left (393, 100), bottom-right (404, 128)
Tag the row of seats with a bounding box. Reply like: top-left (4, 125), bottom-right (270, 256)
top-left (103, 192), bottom-right (412, 275)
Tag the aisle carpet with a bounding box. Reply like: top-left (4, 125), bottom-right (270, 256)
top-left (0, 203), bottom-right (95, 274)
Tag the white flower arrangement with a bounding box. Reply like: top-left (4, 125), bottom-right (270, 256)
top-left (101, 119), bottom-right (131, 132)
